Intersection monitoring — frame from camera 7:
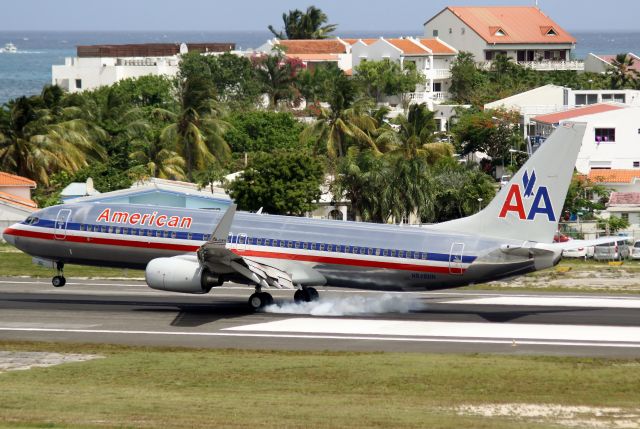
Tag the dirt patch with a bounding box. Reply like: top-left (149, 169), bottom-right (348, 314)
top-left (490, 269), bottom-right (640, 292)
top-left (0, 351), bottom-right (102, 373)
top-left (454, 403), bottom-right (640, 428)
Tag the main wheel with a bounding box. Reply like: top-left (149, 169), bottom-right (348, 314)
top-left (259, 292), bottom-right (274, 306)
top-left (294, 289), bottom-right (308, 303)
top-left (52, 276), bottom-right (66, 287)
top-left (306, 287), bottom-right (319, 301)
top-left (248, 292), bottom-right (273, 310)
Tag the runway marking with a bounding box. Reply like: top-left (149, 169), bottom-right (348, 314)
top-left (0, 326), bottom-right (639, 348)
top-left (225, 318), bottom-right (640, 344)
top-left (442, 296), bottom-right (640, 309)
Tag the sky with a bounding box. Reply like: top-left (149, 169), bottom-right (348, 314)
top-left (3, 0), bottom-right (640, 33)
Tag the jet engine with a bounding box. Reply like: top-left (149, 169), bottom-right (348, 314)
top-left (145, 256), bottom-right (221, 294)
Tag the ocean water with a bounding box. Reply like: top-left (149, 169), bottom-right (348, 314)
top-left (0, 30), bottom-right (639, 104)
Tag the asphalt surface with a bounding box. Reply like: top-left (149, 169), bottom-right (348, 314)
top-left (0, 277), bottom-right (639, 357)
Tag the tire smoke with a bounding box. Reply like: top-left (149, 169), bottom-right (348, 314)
top-left (262, 294), bottom-right (425, 316)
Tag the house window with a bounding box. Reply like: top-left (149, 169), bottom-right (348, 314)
top-left (575, 94), bottom-right (586, 105)
top-left (449, 27), bottom-right (452, 34)
top-left (595, 128), bottom-right (615, 143)
top-left (622, 213), bottom-right (629, 222)
top-left (461, 27), bottom-right (465, 35)
top-left (485, 51), bottom-right (493, 61)
top-left (634, 161), bottom-right (640, 168)
top-left (75, 79), bottom-right (82, 89)
top-left (433, 82), bottom-right (442, 92)
top-left (432, 29), bottom-right (438, 37)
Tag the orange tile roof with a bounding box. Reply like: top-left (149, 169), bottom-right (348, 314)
top-left (0, 172), bottom-right (36, 188)
top-left (597, 54), bottom-right (640, 72)
top-left (386, 38), bottom-right (429, 55)
top-left (609, 192), bottom-right (640, 205)
top-left (342, 38), bottom-right (378, 46)
top-left (443, 6), bottom-right (576, 44)
top-left (588, 170), bottom-right (640, 184)
top-left (0, 190), bottom-right (37, 210)
top-left (419, 38), bottom-right (457, 54)
top-left (285, 53), bottom-right (339, 62)
top-left (277, 40), bottom-right (347, 54)
top-left (531, 103), bottom-right (625, 124)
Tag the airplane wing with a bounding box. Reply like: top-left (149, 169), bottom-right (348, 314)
top-left (196, 204), bottom-right (297, 289)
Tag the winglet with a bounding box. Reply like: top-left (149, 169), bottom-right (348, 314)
top-left (210, 204), bottom-right (236, 244)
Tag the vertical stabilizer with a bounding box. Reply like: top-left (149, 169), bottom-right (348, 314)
top-left (433, 122), bottom-right (586, 243)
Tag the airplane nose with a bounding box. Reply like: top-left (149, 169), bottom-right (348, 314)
top-left (2, 227), bottom-right (16, 246)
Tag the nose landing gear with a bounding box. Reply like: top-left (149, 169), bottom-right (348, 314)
top-left (52, 262), bottom-right (66, 287)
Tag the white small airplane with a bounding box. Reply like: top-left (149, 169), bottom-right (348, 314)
top-left (3, 122), bottom-right (608, 309)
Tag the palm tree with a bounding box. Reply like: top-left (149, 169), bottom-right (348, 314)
top-left (0, 93), bottom-right (106, 186)
top-left (268, 6), bottom-right (337, 40)
top-left (253, 53), bottom-right (300, 109)
top-left (158, 75), bottom-right (231, 180)
top-left (608, 53), bottom-right (639, 89)
top-left (129, 139), bottom-right (186, 180)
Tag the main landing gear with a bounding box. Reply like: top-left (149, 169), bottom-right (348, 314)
top-left (294, 287), bottom-right (319, 303)
top-left (52, 262), bottom-right (66, 287)
top-left (248, 286), bottom-right (273, 310)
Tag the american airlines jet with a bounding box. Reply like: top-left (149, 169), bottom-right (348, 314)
top-left (3, 123), bottom-right (596, 310)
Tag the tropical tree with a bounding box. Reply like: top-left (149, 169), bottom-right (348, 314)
top-left (302, 68), bottom-right (380, 158)
top-left (253, 53), bottom-right (304, 109)
top-left (159, 56), bottom-right (231, 180)
top-left (228, 151), bottom-right (323, 215)
top-left (268, 6), bottom-right (337, 40)
top-left (0, 91), bottom-right (106, 186)
top-left (353, 59), bottom-right (425, 104)
top-left (449, 51), bottom-right (482, 104)
top-left (608, 53), bottom-right (640, 89)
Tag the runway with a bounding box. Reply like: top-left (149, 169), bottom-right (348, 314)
top-left (0, 277), bottom-right (639, 357)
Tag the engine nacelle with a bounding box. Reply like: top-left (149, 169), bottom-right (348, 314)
top-left (145, 256), bottom-right (221, 294)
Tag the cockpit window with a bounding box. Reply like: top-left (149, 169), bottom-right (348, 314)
top-left (24, 216), bottom-right (39, 225)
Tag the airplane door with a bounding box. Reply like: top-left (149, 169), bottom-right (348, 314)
top-left (449, 242), bottom-right (465, 275)
top-left (54, 209), bottom-right (72, 240)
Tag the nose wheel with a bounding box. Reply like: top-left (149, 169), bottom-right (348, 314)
top-left (52, 262), bottom-right (66, 287)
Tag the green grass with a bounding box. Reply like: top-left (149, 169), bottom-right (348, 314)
top-left (0, 341), bottom-right (638, 428)
top-left (0, 243), bottom-right (143, 279)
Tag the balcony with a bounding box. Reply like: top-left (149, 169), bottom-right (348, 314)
top-left (408, 91), bottom-right (450, 104)
top-left (480, 60), bottom-right (584, 72)
top-left (423, 68), bottom-right (452, 79)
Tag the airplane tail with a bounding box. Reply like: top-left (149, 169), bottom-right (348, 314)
top-left (433, 122), bottom-right (586, 243)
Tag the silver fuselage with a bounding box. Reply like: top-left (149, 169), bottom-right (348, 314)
top-left (3, 202), bottom-right (557, 291)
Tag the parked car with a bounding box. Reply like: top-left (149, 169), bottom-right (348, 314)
top-left (562, 245), bottom-right (594, 259)
top-left (593, 239), bottom-right (631, 261)
top-left (630, 240), bottom-right (640, 260)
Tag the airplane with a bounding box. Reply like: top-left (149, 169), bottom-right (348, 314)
top-left (2, 122), bottom-right (599, 310)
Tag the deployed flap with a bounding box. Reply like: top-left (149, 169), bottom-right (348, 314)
top-left (243, 258), bottom-right (294, 289)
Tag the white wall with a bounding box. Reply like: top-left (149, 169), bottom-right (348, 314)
top-left (424, 9), bottom-right (486, 60)
top-left (559, 108), bottom-right (640, 173)
top-left (584, 54), bottom-right (610, 74)
top-left (52, 56), bottom-right (180, 93)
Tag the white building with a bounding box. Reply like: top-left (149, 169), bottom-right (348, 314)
top-left (257, 38), bottom-right (353, 71)
top-left (52, 43), bottom-right (234, 93)
top-left (485, 85), bottom-right (640, 138)
top-left (350, 37), bottom-right (457, 108)
top-left (584, 53), bottom-right (640, 74)
top-left (0, 172), bottom-right (37, 237)
top-left (530, 104), bottom-right (640, 173)
top-left (424, 6), bottom-right (581, 71)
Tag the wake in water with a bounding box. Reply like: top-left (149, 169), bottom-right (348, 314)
top-left (262, 293), bottom-right (425, 316)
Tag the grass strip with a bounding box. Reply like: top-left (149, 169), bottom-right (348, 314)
top-left (0, 341), bottom-right (638, 428)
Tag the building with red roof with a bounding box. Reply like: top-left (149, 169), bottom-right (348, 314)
top-left (350, 37), bottom-right (457, 109)
top-left (528, 105), bottom-right (640, 174)
top-left (424, 6), bottom-right (581, 71)
top-left (0, 172), bottom-right (38, 235)
top-left (585, 53), bottom-right (640, 74)
top-left (257, 38), bottom-right (353, 71)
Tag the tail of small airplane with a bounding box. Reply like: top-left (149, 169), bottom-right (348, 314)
top-left (434, 122), bottom-right (586, 243)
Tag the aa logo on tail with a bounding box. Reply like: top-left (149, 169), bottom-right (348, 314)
top-left (499, 170), bottom-right (556, 221)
